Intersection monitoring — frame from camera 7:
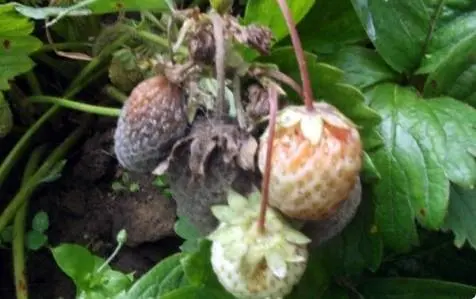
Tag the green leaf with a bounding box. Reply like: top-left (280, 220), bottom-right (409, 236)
top-left (367, 83), bottom-right (476, 252)
top-left (259, 47), bottom-right (381, 129)
top-left (51, 244), bottom-right (132, 296)
top-left (417, 11), bottom-right (476, 104)
top-left (317, 194), bottom-right (383, 276)
top-left (296, 0), bottom-right (368, 54)
top-left (174, 216), bottom-right (201, 253)
top-left (366, 85), bottom-right (443, 251)
top-left (159, 286), bottom-right (233, 299)
top-left (362, 151), bottom-right (381, 181)
top-left (123, 253), bottom-right (184, 298)
top-left (0, 4), bottom-right (42, 90)
top-left (181, 239), bottom-right (230, 294)
top-left (157, 265), bottom-right (188, 295)
top-left (350, 0), bottom-right (431, 73)
top-left (12, 0), bottom-right (170, 19)
top-left (321, 46), bottom-right (400, 90)
top-left (0, 92), bottom-right (13, 138)
top-left (320, 285), bottom-right (349, 299)
top-left (26, 230), bottom-right (48, 250)
top-left (358, 278), bottom-right (476, 298)
top-left (51, 244), bottom-right (99, 290)
top-left (285, 253), bottom-right (331, 299)
top-left (442, 185), bottom-right (476, 249)
top-left (87, 0), bottom-right (170, 14)
top-left (32, 210), bottom-right (49, 233)
top-left (243, 0), bottom-right (315, 45)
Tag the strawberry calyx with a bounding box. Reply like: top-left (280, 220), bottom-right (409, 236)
top-left (208, 189), bottom-right (310, 288)
top-left (261, 102), bottom-right (358, 146)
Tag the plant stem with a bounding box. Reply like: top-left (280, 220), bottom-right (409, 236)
top-left (211, 12), bottom-right (226, 117)
top-left (102, 85), bottom-right (128, 103)
top-left (0, 33), bottom-right (121, 190)
top-left (142, 11), bottom-right (167, 32)
top-left (12, 145), bottom-right (47, 299)
top-left (25, 71), bottom-right (42, 96)
top-left (97, 242), bottom-right (123, 273)
top-left (275, 0), bottom-right (314, 111)
top-left (28, 96), bottom-right (121, 117)
top-left (258, 86), bottom-right (278, 233)
top-left (0, 118), bottom-right (91, 233)
top-left (37, 42), bottom-right (92, 53)
top-left (250, 67), bottom-right (303, 98)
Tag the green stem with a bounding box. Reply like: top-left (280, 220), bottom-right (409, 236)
top-left (67, 33), bottom-right (132, 91)
top-left (102, 85), bottom-right (128, 103)
top-left (142, 11), bottom-right (167, 31)
top-left (135, 29), bottom-right (188, 55)
top-left (0, 118), bottom-right (92, 233)
top-left (28, 96), bottom-right (121, 117)
top-left (97, 242), bottom-right (123, 273)
top-left (12, 145), bottom-right (47, 299)
top-left (25, 71), bottom-right (42, 96)
top-left (33, 54), bottom-right (75, 80)
top-left (0, 35), bottom-right (119, 190)
top-left (37, 42), bottom-right (92, 53)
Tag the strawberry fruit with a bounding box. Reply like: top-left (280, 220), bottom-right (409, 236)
top-left (208, 189), bottom-right (310, 299)
top-left (257, 102), bottom-right (363, 221)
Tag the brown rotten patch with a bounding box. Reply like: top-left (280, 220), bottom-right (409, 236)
top-left (154, 115), bottom-right (261, 235)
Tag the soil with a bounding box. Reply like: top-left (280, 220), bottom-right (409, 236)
top-left (0, 117), bottom-right (183, 299)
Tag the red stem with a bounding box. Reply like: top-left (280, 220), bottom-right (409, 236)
top-left (258, 86), bottom-right (278, 234)
top-left (275, 0), bottom-right (315, 112)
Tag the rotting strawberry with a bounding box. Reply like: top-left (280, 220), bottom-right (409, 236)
top-left (114, 75), bottom-right (188, 173)
top-left (257, 102), bottom-right (363, 221)
top-left (208, 189), bottom-right (310, 299)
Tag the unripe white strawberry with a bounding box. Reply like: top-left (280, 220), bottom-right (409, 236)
top-left (258, 102), bottom-right (363, 221)
top-left (208, 190), bottom-right (311, 299)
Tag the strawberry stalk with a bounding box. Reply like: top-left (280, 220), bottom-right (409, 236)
top-left (275, 0), bottom-right (315, 112)
top-left (258, 85), bottom-right (278, 233)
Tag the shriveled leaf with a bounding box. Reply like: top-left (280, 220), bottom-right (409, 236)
top-left (358, 278), bottom-right (476, 298)
top-left (442, 185), bottom-right (476, 249)
top-left (350, 0), bottom-right (431, 73)
top-left (317, 194), bottom-right (383, 276)
top-left (367, 83), bottom-right (476, 252)
top-left (0, 4), bottom-right (42, 90)
top-left (322, 46), bottom-right (399, 90)
top-left (297, 0), bottom-right (367, 54)
top-left (123, 253), bottom-right (184, 298)
top-left (417, 11), bottom-right (476, 105)
top-left (243, 0), bottom-right (315, 44)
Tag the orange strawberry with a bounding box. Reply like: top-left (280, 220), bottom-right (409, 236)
top-left (257, 102), bottom-right (363, 221)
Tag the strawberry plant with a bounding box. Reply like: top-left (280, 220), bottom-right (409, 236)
top-left (0, 0), bottom-right (476, 298)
